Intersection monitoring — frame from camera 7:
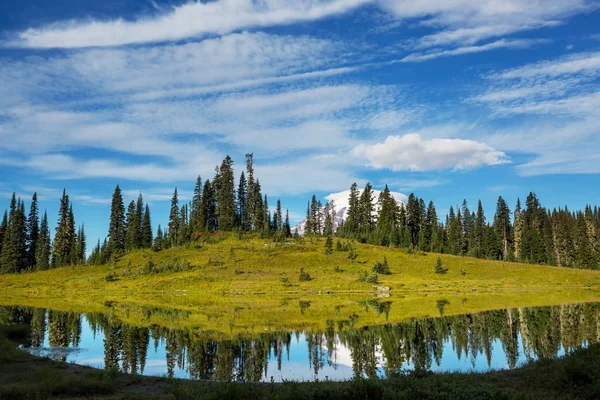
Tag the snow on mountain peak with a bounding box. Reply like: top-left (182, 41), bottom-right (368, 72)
top-left (292, 189), bottom-right (407, 235)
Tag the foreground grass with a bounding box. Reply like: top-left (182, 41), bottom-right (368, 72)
top-left (2, 324), bottom-right (600, 400)
top-left (2, 234), bottom-right (600, 296)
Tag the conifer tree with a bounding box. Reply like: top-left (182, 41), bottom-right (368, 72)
top-left (36, 211), bottom-right (51, 270)
top-left (273, 199), bottom-right (281, 231)
top-left (0, 210), bottom-right (7, 262)
top-left (27, 192), bottom-right (39, 269)
top-left (359, 183), bottom-right (375, 237)
top-left (245, 153), bottom-right (255, 231)
top-left (305, 201), bottom-right (313, 235)
top-left (262, 194), bottom-right (270, 234)
top-left (1, 194), bottom-right (27, 273)
top-left (376, 186), bottom-right (397, 247)
top-left (324, 235), bottom-right (333, 255)
top-left (141, 204), bottom-right (153, 248)
top-left (237, 172), bottom-right (247, 230)
top-left (135, 193), bottom-right (144, 249)
top-left (52, 191), bottom-right (75, 267)
top-left (406, 193), bottom-right (421, 247)
top-left (344, 183), bottom-right (360, 236)
top-left (153, 225), bottom-right (163, 251)
top-left (493, 197), bottom-right (511, 260)
top-left (108, 185), bottom-right (126, 254)
top-left (217, 156), bottom-right (236, 231)
top-left (472, 200), bottom-right (486, 258)
top-left (284, 210), bottom-right (291, 237)
top-left (190, 176), bottom-right (203, 232)
top-left (75, 224), bottom-right (86, 265)
top-left (125, 200), bottom-right (137, 251)
top-left (252, 180), bottom-right (264, 231)
top-left (168, 188), bottom-right (180, 246)
top-left (513, 198), bottom-right (523, 261)
top-left (324, 202), bottom-right (334, 236)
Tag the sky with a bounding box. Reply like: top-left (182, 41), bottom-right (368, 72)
top-left (0, 0), bottom-right (599, 251)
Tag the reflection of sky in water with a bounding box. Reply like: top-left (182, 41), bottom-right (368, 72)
top-left (23, 312), bottom-right (578, 382)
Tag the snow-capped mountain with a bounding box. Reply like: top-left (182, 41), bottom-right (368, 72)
top-left (293, 189), bottom-right (407, 235)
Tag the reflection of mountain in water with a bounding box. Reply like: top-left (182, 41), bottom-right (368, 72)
top-left (3, 303), bottom-right (600, 382)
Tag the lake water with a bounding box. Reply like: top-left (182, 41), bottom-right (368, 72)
top-left (4, 302), bottom-right (600, 382)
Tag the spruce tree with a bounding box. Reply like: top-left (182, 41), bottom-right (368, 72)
top-left (305, 201), bottom-right (313, 235)
top-left (1, 194), bottom-right (27, 273)
top-left (237, 172), bottom-right (247, 230)
top-left (284, 210), bottom-right (291, 237)
top-left (275, 199), bottom-right (283, 231)
top-left (376, 186), bottom-right (397, 247)
top-left (190, 176), bottom-right (203, 232)
top-left (51, 191), bottom-right (72, 267)
top-left (493, 197), bottom-right (511, 260)
top-left (168, 188), bottom-right (180, 246)
top-left (324, 202), bottom-right (334, 236)
top-left (27, 192), bottom-right (39, 269)
top-left (141, 204), bottom-right (153, 248)
top-left (108, 185), bottom-right (126, 254)
top-left (36, 211), bottom-right (51, 270)
top-left (0, 210), bottom-right (7, 263)
top-left (359, 183), bottom-right (375, 237)
top-left (217, 156), bottom-right (236, 231)
top-left (345, 183), bottom-right (360, 236)
top-left (245, 153), bottom-right (255, 231)
top-left (135, 193), bottom-right (144, 248)
top-left (124, 200), bottom-right (137, 251)
top-left (406, 193), bottom-right (421, 247)
top-left (75, 224), bottom-right (86, 265)
top-left (473, 200), bottom-right (486, 258)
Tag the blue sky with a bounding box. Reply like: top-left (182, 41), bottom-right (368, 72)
top-left (0, 0), bottom-right (599, 251)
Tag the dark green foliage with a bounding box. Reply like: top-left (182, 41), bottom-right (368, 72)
top-left (298, 268), bottom-right (311, 282)
top-left (52, 190), bottom-right (76, 268)
top-left (141, 204), bottom-right (153, 249)
top-left (35, 211), bottom-right (51, 270)
top-left (216, 155), bottom-right (236, 231)
top-left (1, 194), bottom-right (27, 273)
top-left (366, 272), bottom-right (379, 283)
top-left (372, 256), bottom-right (391, 275)
top-left (280, 273), bottom-right (289, 283)
top-left (347, 244), bottom-right (358, 261)
top-left (324, 235), bottom-right (333, 255)
top-left (26, 192), bottom-right (39, 269)
top-left (107, 185), bottom-right (125, 254)
top-left (190, 175), bottom-right (203, 232)
top-left (168, 188), bottom-right (180, 247)
top-left (434, 257), bottom-right (447, 274)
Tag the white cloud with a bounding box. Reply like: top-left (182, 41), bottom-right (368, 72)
top-left (399, 39), bottom-right (546, 62)
top-left (353, 133), bottom-right (509, 171)
top-left (11, 0), bottom-right (371, 48)
top-left (490, 51), bottom-right (600, 80)
top-left (378, 0), bottom-right (594, 49)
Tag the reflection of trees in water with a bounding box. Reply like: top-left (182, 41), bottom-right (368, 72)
top-left (11, 302), bottom-right (600, 381)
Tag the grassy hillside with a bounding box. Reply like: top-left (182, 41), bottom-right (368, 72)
top-left (2, 234), bottom-right (600, 296)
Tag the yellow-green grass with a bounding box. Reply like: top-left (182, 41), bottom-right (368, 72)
top-left (1, 234), bottom-right (600, 337)
top-left (2, 234), bottom-right (600, 295)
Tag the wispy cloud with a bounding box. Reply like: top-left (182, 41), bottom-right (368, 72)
top-left (9, 0), bottom-right (371, 48)
top-left (399, 39), bottom-right (548, 63)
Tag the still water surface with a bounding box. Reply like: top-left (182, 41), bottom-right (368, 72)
top-left (6, 302), bottom-right (600, 382)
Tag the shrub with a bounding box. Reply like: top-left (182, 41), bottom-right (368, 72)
top-left (280, 273), bottom-right (289, 283)
top-left (366, 272), bottom-right (379, 284)
top-left (434, 257), bottom-right (448, 274)
top-left (334, 263), bottom-right (344, 273)
top-left (348, 245), bottom-right (358, 261)
top-left (356, 271), bottom-right (368, 282)
top-left (324, 236), bottom-right (333, 255)
top-left (104, 272), bottom-right (117, 282)
top-left (335, 239), bottom-right (344, 251)
top-left (372, 256), bottom-right (391, 275)
top-left (298, 268), bottom-right (312, 282)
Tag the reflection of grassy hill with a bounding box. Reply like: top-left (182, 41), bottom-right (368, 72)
top-left (1, 234), bottom-right (600, 337)
top-left (2, 234), bottom-right (600, 295)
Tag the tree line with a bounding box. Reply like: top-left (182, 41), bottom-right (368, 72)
top-left (305, 183), bottom-right (600, 270)
top-left (1, 154), bottom-right (599, 273)
top-left (0, 154), bottom-right (295, 273)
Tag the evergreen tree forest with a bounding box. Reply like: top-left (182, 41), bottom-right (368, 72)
top-left (306, 183), bottom-right (600, 270)
top-left (0, 154), bottom-right (293, 273)
top-left (1, 155), bottom-right (599, 274)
